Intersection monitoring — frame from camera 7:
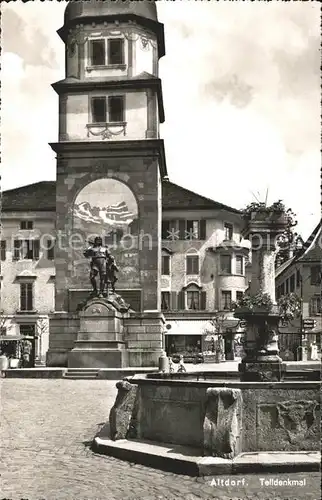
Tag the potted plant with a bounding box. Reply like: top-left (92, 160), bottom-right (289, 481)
top-left (232, 291), bottom-right (274, 314)
top-left (242, 200), bottom-right (294, 226)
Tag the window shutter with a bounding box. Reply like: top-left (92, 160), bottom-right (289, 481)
top-left (1, 240), bottom-right (6, 261)
top-left (177, 291), bottom-right (185, 310)
top-left (33, 240), bottom-right (40, 260)
top-left (199, 220), bottom-right (206, 240)
top-left (27, 283), bottom-right (33, 311)
top-left (20, 284), bottom-right (25, 311)
top-left (170, 292), bottom-right (177, 310)
top-left (186, 256), bottom-right (191, 275)
top-left (165, 256), bottom-right (170, 275)
top-left (13, 240), bottom-right (20, 260)
top-left (47, 239), bottom-right (55, 260)
top-left (162, 220), bottom-right (170, 239)
top-left (200, 291), bottom-right (207, 310)
top-left (179, 220), bottom-right (185, 240)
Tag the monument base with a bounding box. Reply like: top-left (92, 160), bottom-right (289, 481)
top-left (239, 360), bottom-right (285, 382)
top-left (67, 295), bottom-right (130, 369)
top-left (127, 348), bottom-right (164, 367)
top-left (47, 296), bottom-right (166, 368)
top-left (68, 347), bottom-right (128, 368)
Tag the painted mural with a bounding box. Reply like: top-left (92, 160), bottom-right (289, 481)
top-left (71, 179), bottom-right (140, 286)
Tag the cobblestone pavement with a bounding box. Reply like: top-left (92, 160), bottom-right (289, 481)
top-left (0, 379), bottom-right (320, 500)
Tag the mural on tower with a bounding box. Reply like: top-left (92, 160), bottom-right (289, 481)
top-left (71, 178), bottom-right (140, 286)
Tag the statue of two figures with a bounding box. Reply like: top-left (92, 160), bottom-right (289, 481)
top-left (83, 236), bottom-right (118, 298)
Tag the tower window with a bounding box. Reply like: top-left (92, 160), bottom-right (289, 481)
top-left (108, 96), bottom-right (125, 122)
top-left (89, 38), bottom-right (125, 67)
top-left (91, 96), bottom-right (125, 124)
top-left (90, 39), bottom-right (105, 66)
top-left (108, 38), bottom-right (124, 65)
top-left (91, 98), bottom-right (107, 123)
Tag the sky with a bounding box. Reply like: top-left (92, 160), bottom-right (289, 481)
top-left (2, 0), bottom-right (321, 240)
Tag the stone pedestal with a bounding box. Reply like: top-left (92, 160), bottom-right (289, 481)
top-left (46, 312), bottom-right (80, 367)
top-left (68, 295), bottom-right (130, 368)
top-left (236, 212), bottom-right (288, 381)
top-left (124, 311), bottom-right (166, 367)
top-left (236, 309), bottom-right (283, 381)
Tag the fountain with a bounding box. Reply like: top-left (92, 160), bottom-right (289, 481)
top-left (92, 202), bottom-right (320, 475)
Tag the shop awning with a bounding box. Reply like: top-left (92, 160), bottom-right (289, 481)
top-left (165, 320), bottom-right (216, 336)
top-left (0, 335), bottom-right (33, 341)
top-left (165, 318), bottom-right (243, 336)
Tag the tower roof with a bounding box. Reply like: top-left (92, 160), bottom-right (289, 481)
top-left (60, 0), bottom-right (165, 58)
top-left (64, 0), bottom-right (158, 25)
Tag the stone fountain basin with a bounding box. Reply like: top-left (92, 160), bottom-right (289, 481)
top-left (114, 377), bottom-right (320, 452)
top-left (92, 375), bottom-right (320, 475)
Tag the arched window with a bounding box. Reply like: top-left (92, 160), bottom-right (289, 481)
top-left (178, 282), bottom-right (206, 311)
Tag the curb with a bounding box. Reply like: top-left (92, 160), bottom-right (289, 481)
top-left (92, 437), bottom-right (321, 476)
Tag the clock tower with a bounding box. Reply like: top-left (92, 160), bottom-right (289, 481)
top-left (47, 0), bottom-right (167, 368)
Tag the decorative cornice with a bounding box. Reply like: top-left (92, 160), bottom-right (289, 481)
top-left (162, 247), bottom-right (174, 255)
top-left (58, 15), bottom-right (165, 58)
top-left (49, 139), bottom-right (168, 179)
top-left (182, 281), bottom-right (203, 291)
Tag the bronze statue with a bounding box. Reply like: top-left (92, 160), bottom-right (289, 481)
top-left (83, 236), bottom-right (118, 297)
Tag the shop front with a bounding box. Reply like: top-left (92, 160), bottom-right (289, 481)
top-left (164, 316), bottom-right (245, 363)
top-left (0, 335), bottom-right (35, 369)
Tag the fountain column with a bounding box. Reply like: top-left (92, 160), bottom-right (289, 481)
top-left (235, 211), bottom-right (288, 381)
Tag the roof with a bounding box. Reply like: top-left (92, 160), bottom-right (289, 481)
top-left (1, 182), bottom-right (56, 212)
top-left (162, 181), bottom-right (241, 213)
top-left (64, 0), bottom-right (158, 25)
top-left (275, 220), bottom-right (322, 278)
top-left (2, 180), bottom-right (240, 215)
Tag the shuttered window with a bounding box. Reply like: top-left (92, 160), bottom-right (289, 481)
top-left (1, 241), bottom-right (6, 261)
top-left (13, 240), bottom-right (40, 261)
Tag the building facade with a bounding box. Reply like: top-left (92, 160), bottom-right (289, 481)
top-left (0, 183), bottom-right (56, 363)
top-left (276, 221), bottom-right (322, 358)
top-left (1, 179), bottom-right (250, 363)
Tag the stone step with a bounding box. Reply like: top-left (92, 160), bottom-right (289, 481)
top-left (64, 368), bottom-right (99, 379)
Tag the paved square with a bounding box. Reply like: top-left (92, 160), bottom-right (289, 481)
top-left (0, 379), bottom-right (320, 500)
